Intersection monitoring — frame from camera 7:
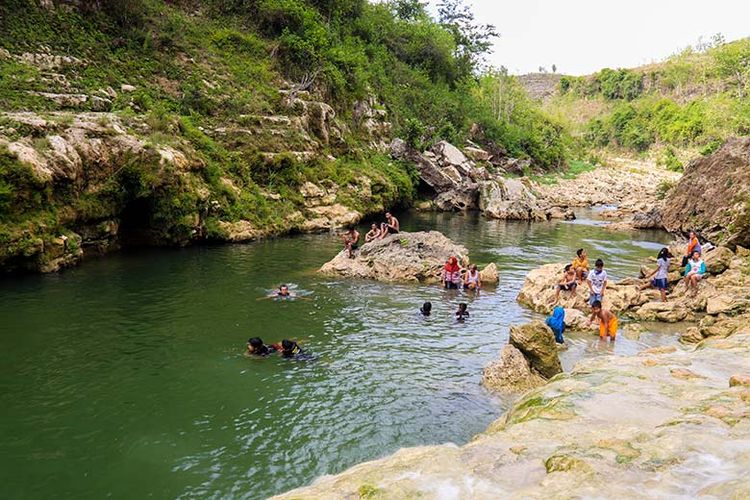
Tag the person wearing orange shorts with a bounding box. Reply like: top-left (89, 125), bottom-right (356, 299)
top-left (589, 300), bottom-right (617, 340)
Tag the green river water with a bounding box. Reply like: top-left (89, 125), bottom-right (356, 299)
top-left (0, 209), bottom-right (678, 499)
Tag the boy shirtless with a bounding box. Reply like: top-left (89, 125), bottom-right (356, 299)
top-left (589, 300), bottom-right (617, 341)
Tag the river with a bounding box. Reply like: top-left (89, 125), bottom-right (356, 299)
top-left (0, 209), bottom-right (679, 499)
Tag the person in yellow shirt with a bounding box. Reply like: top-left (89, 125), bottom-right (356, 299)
top-left (571, 248), bottom-right (590, 283)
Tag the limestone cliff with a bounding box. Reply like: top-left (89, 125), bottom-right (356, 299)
top-left (663, 137), bottom-right (750, 249)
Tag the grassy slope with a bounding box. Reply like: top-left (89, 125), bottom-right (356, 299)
top-left (540, 37), bottom-right (750, 169)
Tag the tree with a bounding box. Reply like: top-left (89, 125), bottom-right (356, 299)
top-left (713, 39), bottom-right (750, 97)
top-left (437, 0), bottom-right (499, 75)
top-left (538, 66), bottom-right (546, 73)
top-left (552, 63), bottom-right (557, 73)
top-left (389, 0), bottom-right (428, 21)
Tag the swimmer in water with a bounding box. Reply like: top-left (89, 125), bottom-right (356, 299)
top-left (420, 301), bottom-right (432, 316)
top-left (455, 303), bottom-right (469, 321)
top-left (246, 337), bottom-right (278, 356)
top-left (280, 339), bottom-right (304, 358)
top-left (259, 284), bottom-right (305, 300)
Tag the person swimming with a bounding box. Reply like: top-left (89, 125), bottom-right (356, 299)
top-left (246, 337), bottom-right (277, 356)
top-left (420, 301), bottom-right (432, 316)
top-left (280, 339), bottom-right (304, 358)
top-left (276, 284), bottom-right (292, 297)
top-left (455, 303), bottom-right (469, 321)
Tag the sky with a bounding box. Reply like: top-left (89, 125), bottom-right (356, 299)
top-left (427, 0), bottom-right (750, 75)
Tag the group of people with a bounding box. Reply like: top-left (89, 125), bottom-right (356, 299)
top-left (246, 337), bottom-right (305, 358)
top-left (419, 301), bottom-right (470, 321)
top-left (340, 212), bottom-right (400, 258)
top-left (549, 230), bottom-right (709, 343)
top-left (441, 257), bottom-right (482, 291)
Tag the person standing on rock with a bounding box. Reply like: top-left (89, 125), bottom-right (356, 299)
top-left (341, 227), bottom-right (360, 258)
top-left (379, 212), bottom-right (399, 237)
top-left (683, 250), bottom-right (706, 294)
top-left (442, 256), bottom-right (462, 289)
top-left (572, 248), bottom-right (590, 283)
top-left (643, 247), bottom-right (673, 302)
top-left (683, 231), bottom-right (702, 267)
top-left (586, 259), bottom-right (608, 306)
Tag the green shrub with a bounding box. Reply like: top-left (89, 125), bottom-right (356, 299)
top-left (657, 147), bottom-right (683, 172)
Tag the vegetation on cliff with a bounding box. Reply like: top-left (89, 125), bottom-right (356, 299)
top-left (0, 0), bottom-right (572, 271)
top-left (547, 36), bottom-right (750, 168)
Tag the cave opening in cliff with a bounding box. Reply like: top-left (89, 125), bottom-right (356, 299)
top-left (417, 180), bottom-right (437, 200)
top-left (118, 197), bottom-right (157, 247)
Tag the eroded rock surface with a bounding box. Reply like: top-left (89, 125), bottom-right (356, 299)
top-left (663, 137), bottom-right (750, 249)
top-left (318, 231), bottom-right (470, 283)
top-left (275, 330), bottom-right (750, 499)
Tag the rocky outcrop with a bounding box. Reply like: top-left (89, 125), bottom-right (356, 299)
top-left (517, 263), bottom-right (647, 315)
top-left (482, 321), bottom-right (563, 393)
top-left (318, 231), bottom-right (470, 283)
top-left (509, 321), bottom-right (563, 378)
top-left (663, 137), bottom-right (750, 249)
top-left (390, 139), bottom-right (574, 220)
top-left (275, 329), bottom-right (750, 498)
top-left (482, 344), bottom-right (547, 392)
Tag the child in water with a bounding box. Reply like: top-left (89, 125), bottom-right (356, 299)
top-left (455, 303), bottom-right (469, 321)
top-left (589, 300), bottom-right (617, 341)
top-left (246, 337), bottom-right (278, 356)
top-left (280, 339), bottom-right (304, 358)
top-left (420, 301), bottom-right (432, 316)
top-left (546, 306), bottom-right (566, 344)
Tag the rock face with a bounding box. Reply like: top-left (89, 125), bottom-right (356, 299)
top-left (509, 321), bottom-right (563, 379)
top-left (390, 139), bottom-right (573, 220)
top-left (318, 231), bottom-right (470, 283)
top-left (275, 329), bottom-right (750, 499)
top-left (481, 344), bottom-right (546, 392)
top-left (663, 137), bottom-right (750, 249)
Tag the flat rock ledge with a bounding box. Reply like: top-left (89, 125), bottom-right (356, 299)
top-left (319, 230), bottom-right (477, 284)
top-left (274, 329), bottom-right (750, 498)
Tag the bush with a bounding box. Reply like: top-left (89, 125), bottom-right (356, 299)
top-left (657, 147), bottom-right (683, 172)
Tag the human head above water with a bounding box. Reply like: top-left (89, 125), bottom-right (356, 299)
top-left (281, 339), bottom-right (296, 351)
top-left (458, 303), bottom-right (467, 312)
top-left (279, 284), bottom-right (289, 294)
top-left (595, 259), bottom-right (604, 269)
top-left (247, 337), bottom-right (264, 351)
top-left (421, 301), bottom-right (432, 314)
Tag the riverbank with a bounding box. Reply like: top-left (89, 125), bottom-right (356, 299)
top-left (275, 329), bottom-right (750, 498)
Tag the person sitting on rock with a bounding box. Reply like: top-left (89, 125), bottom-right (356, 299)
top-left (553, 264), bottom-right (578, 303)
top-left (365, 223), bottom-right (381, 243)
top-left (420, 301), bottom-right (432, 316)
top-left (546, 306), bottom-right (566, 344)
top-left (571, 248), bottom-right (590, 282)
top-left (442, 256), bottom-right (462, 289)
top-left (379, 211), bottom-right (399, 237)
top-left (683, 250), bottom-right (706, 294)
top-left (589, 300), bottom-right (617, 341)
top-left (246, 337), bottom-right (278, 356)
top-left (643, 247), bottom-right (673, 302)
top-left (682, 231), bottom-right (702, 267)
top-left (455, 303), bottom-right (469, 321)
top-left (464, 264), bottom-right (482, 291)
top-left (586, 259), bottom-right (608, 306)
top-left (341, 227), bottom-right (360, 258)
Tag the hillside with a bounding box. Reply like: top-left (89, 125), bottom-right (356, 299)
top-left (531, 37), bottom-right (750, 168)
top-left (0, 0), bottom-right (572, 272)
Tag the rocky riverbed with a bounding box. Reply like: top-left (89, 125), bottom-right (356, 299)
top-left (275, 328), bottom-right (750, 498)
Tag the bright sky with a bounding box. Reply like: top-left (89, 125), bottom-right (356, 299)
top-left (428, 0), bottom-right (750, 75)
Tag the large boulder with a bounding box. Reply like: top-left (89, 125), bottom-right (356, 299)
top-left (318, 231), bottom-right (469, 283)
top-left (704, 246), bottom-right (734, 275)
top-left (517, 263), bottom-right (646, 315)
top-left (434, 183), bottom-right (479, 211)
top-left (662, 137), bottom-right (750, 249)
top-left (480, 178), bottom-right (548, 221)
top-left (481, 344), bottom-right (546, 392)
top-left (509, 321), bottom-right (563, 379)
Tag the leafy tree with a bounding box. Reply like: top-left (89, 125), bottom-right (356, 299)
top-left (389, 0), bottom-right (428, 21)
top-left (552, 64), bottom-right (557, 73)
top-left (437, 0), bottom-right (499, 76)
top-left (713, 38), bottom-right (750, 97)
